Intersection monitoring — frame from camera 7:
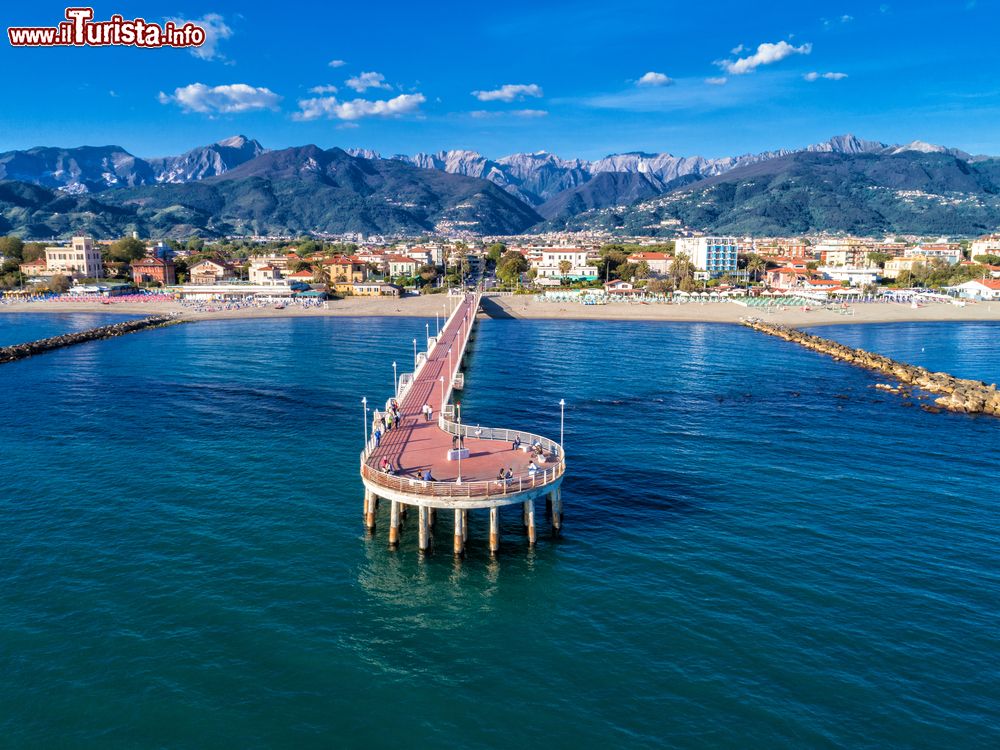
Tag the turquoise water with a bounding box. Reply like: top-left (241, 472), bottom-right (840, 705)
top-left (1, 317), bottom-right (998, 748)
top-left (810, 321), bottom-right (1000, 383)
top-left (0, 312), bottom-right (136, 347)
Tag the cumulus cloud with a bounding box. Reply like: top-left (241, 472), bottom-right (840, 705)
top-left (165, 13), bottom-right (232, 61)
top-left (158, 83), bottom-right (281, 114)
top-left (719, 41), bottom-right (812, 75)
top-left (293, 92), bottom-right (425, 121)
top-left (345, 71), bottom-right (391, 92)
top-left (328, 59), bottom-right (346, 68)
top-left (309, 84), bottom-right (339, 94)
top-left (471, 108), bottom-right (548, 119)
top-left (471, 83), bottom-right (543, 102)
top-left (804, 71), bottom-right (848, 81)
top-left (636, 71), bottom-right (673, 87)
top-left (705, 77), bottom-right (728, 85)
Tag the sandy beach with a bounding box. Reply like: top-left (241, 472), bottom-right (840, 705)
top-left (1, 294), bottom-right (999, 327)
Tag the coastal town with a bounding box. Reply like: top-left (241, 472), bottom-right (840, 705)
top-left (2, 231), bottom-right (1000, 307)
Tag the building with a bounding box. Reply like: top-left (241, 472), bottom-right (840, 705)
top-left (818, 266), bottom-right (881, 286)
top-left (353, 281), bottom-right (401, 297)
top-left (629, 251), bottom-right (672, 276)
top-left (131, 256), bottom-right (176, 286)
top-left (947, 279), bottom-right (1000, 300)
top-left (907, 242), bottom-right (961, 265)
top-left (883, 256), bottom-right (937, 279)
top-left (18, 257), bottom-right (49, 278)
top-left (189, 259), bottom-right (236, 285)
top-left (249, 265), bottom-right (284, 286)
top-left (970, 235), bottom-right (1000, 258)
top-left (44, 236), bottom-right (104, 278)
top-left (286, 269), bottom-right (315, 284)
top-left (674, 237), bottom-right (739, 277)
top-left (766, 267), bottom-right (809, 287)
top-left (326, 256), bottom-right (368, 283)
top-left (604, 280), bottom-right (634, 293)
top-left (387, 255), bottom-right (419, 278)
top-left (532, 248), bottom-right (597, 280)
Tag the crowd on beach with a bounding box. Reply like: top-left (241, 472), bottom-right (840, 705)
top-left (177, 298), bottom-right (328, 314)
top-left (0, 291), bottom-right (176, 306)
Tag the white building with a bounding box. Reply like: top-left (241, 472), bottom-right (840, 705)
top-left (818, 266), bottom-right (881, 286)
top-left (674, 237), bottom-right (738, 277)
top-left (44, 236), bottom-right (103, 278)
top-left (970, 236), bottom-right (1000, 258)
top-left (948, 279), bottom-right (1000, 300)
top-left (249, 264), bottom-right (286, 286)
top-left (532, 248), bottom-right (597, 280)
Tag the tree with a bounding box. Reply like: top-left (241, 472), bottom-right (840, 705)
top-left (22, 243), bottom-right (46, 263)
top-left (48, 274), bottom-right (71, 293)
top-left (558, 260), bottom-right (572, 277)
top-left (670, 252), bottom-right (696, 286)
top-left (745, 254), bottom-right (767, 283)
top-left (973, 254), bottom-right (1000, 266)
top-left (106, 237), bottom-right (146, 262)
top-left (867, 251), bottom-right (892, 268)
top-left (418, 264), bottom-right (438, 284)
top-left (679, 276), bottom-right (696, 292)
top-left (645, 278), bottom-right (668, 294)
top-left (186, 236), bottom-right (204, 252)
top-left (486, 243), bottom-right (505, 264)
top-left (496, 251), bottom-right (528, 286)
top-left (0, 235), bottom-right (24, 260)
top-left (635, 261), bottom-right (651, 280)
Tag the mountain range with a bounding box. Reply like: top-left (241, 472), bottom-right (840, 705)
top-left (0, 134), bottom-right (998, 239)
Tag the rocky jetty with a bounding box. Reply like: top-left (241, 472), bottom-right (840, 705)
top-left (0, 315), bottom-right (183, 365)
top-left (742, 318), bottom-right (1000, 417)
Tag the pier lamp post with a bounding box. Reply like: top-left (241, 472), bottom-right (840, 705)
top-left (449, 347), bottom-right (453, 381)
top-left (426, 322), bottom-right (430, 343)
top-left (413, 338), bottom-right (418, 368)
top-left (436, 311), bottom-right (440, 335)
top-left (439, 375), bottom-right (445, 407)
top-left (560, 398), bottom-right (565, 452)
top-left (392, 361), bottom-right (398, 395)
top-left (362, 396), bottom-right (369, 451)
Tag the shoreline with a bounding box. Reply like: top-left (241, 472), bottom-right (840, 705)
top-left (1, 295), bottom-right (999, 327)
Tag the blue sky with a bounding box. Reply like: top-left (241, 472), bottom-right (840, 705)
top-left (2, 1), bottom-right (999, 159)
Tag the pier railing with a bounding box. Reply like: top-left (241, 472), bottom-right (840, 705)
top-left (359, 455), bottom-right (564, 499)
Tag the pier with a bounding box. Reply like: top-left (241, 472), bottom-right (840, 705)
top-left (359, 292), bottom-right (566, 556)
top-left (743, 318), bottom-right (1000, 417)
top-left (0, 315), bottom-right (183, 365)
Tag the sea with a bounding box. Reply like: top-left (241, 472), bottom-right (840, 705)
top-left (1, 313), bottom-right (997, 749)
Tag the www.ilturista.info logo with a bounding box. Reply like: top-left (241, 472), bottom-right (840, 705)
top-left (7, 7), bottom-right (206, 48)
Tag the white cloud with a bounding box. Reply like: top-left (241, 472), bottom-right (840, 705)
top-left (345, 71), bottom-right (391, 92)
top-left (158, 83), bottom-right (282, 114)
top-left (636, 71), bottom-right (673, 87)
top-left (328, 59), bottom-right (346, 68)
top-left (165, 13), bottom-right (232, 62)
top-left (309, 84), bottom-right (339, 94)
top-left (293, 92), bottom-right (425, 121)
top-left (512, 109), bottom-right (548, 117)
top-left (731, 44), bottom-right (746, 55)
top-left (841, 14), bottom-right (854, 22)
top-left (471, 83), bottom-right (543, 102)
top-left (705, 77), bottom-right (728, 85)
top-left (804, 71), bottom-right (848, 81)
top-left (719, 41), bottom-right (812, 75)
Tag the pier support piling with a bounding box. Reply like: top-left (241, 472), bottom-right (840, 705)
top-left (364, 489), bottom-right (377, 534)
top-left (388, 500), bottom-right (400, 547)
top-left (454, 509), bottom-right (465, 556)
top-left (489, 506), bottom-right (500, 556)
top-left (462, 509), bottom-right (469, 542)
top-left (550, 489), bottom-right (562, 537)
top-left (418, 505), bottom-right (430, 552)
top-left (525, 499), bottom-right (536, 545)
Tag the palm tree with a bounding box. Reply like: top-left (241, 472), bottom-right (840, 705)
top-left (746, 255), bottom-right (767, 285)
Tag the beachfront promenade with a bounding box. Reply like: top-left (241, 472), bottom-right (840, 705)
top-left (359, 291), bottom-right (565, 556)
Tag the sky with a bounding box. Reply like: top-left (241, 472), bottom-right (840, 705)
top-left (2, 1), bottom-right (999, 160)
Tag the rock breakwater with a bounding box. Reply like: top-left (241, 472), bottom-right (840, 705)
top-left (0, 315), bottom-right (185, 365)
top-left (742, 318), bottom-right (1000, 417)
